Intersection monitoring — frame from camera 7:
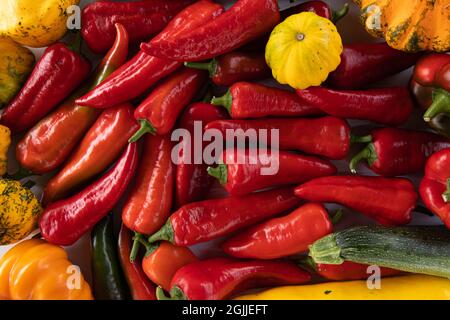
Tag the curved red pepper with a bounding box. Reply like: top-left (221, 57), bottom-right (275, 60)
top-left (205, 117), bottom-right (350, 159)
top-left (297, 86), bottom-right (413, 126)
top-left (350, 128), bottom-right (450, 176)
top-left (141, 0), bottom-right (280, 62)
top-left (295, 175), bottom-right (418, 226)
top-left (419, 148), bottom-right (450, 228)
top-left (208, 149), bottom-right (336, 196)
top-left (39, 143), bottom-right (139, 246)
top-left (222, 203), bottom-right (333, 259)
top-left (148, 187), bottom-right (301, 246)
top-left (157, 258), bottom-right (311, 300)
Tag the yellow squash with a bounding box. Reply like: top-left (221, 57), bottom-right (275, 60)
top-left (354, 0), bottom-right (450, 52)
top-left (237, 275), bottom-right (450, 300)
top-left (0, 239), bottom-right (93, 300)
top-left (0, 0), bottom-right (80, 47)
top-left (265, 12), bottom-right (343, 90)
top-left (0, 125), bottom-right (11, 176)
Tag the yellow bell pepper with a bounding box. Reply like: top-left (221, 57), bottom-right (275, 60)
top-left (0, 125), bottom-right (11, 176)
top-left (237, 275), bottom-right (450, 300)
top-left (0, 0), bottom-right (80, 47)
top-left (265, 12), bottom-right (343, 90)
top-left (0, 239), bottom-right (93, 300)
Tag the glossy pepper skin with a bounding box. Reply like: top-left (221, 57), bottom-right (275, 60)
top-left (420, 148), bottom-right (450, 228)
top-left (148, 187), bottom-right (301, 246)
top-left (43, 103), bottom-right (139, 204)
top-left (39, 143), bottom-right (139, 246)
top-left (211, 82), bottom-right (320, 118)
top-left (16, 24), bottom-right (129, 174)
top-left (122, 134), bottom-right (174, 236)
top-left (297, 86), bottom-right (413, 126)
top-left (157, 258), bottom-right (311, 300)
top-left (75, 0), bottom-right (224, 109)
top-left (208, 149), bottom-right (337, 196)
top-left (327, 42), bottom-right (423, 89)
top-left (222, 203), bottom-right (333, 259)
top-left (350, 128), bottom-right (450, 176)
top-left (0, 42), bottom-right (91, 133)
top-left (81, 0), bottom-right (193, 53)
top-left (141, 0), bottom-right (280, 62)
top-left (295, 176), bottom-right (418, 226)
top-left (91, 215), bottom-right (130, 300)
top-left (205, 116), bottom-right (350, 159)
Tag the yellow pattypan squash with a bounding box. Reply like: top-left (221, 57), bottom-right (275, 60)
top-left (265, 12), bottom-right (343, 90)
top-left (0, 125), bottom-right (11, 176)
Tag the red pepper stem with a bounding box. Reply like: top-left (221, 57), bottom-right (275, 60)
top-left (156, 286), bottom-right (187, 300)
top-left (128, 120), bottom-right (156, 143)
top-left (184, 59), bottom-right (218, 78)
top-left (5, 167), bottom-right (36, 180)
top-left (332, 3), bottom-right (349, 23)
top-left (207, 164), bottom-right (228, 185)
top-left (349, 143), bottom-right (377, 174)
top-left (129, 232), bottom-right (144, 262)
top-left (148, 220), bottom-right (175, 244)
top-left (350, 134), bottom-right (373, 144)
top-left (423, 89), bottom-right (450, 122)
top-left (331, 209), bottom-right (344, 225)
top-left (211, 91), bottom-right (232, 115)
top-left (68, 31), bottom-right (83, 54)
top-left (443, 179), bottom-right (450, 203)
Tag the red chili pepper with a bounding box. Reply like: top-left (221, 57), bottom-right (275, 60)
top-left (16, 24), bottom-right (129, 174)
top-left (205, 116), bottom-right (350, 159)
top-left (327, 42), bottom-right (423, 89)
top-left (148, 187), bottom-right (301, 246)
top-left (156, 258), bottom-right (311, 300)
top-left (184, 51), bottom-right (270, 86)
top-left (43, 103), bottom-right (139, 204)
top-left (82, 0), bottom-right (194, 53)
top-left (211, 82), bottom-right (321, 118)
top-left (222, 203), bottom-right (333, 259)
top-left (118, 225), bottom-right (156, 300)
top-left (1, 40), bottom-right (91, 133)
top-left (129, 68), bottom-right (207, 141)
top-left (208, 149), bottom-right (337, 196)
top-left (350, 128), bottom-right (450, 176)
top-left (76, 0), bottom-right (224, 109)
top-left (141, 0), bottom-right (280, 62)
top-left (295, 175), bottom-right (418, 226)
top-left (282, 1), bottom-right (349, 22)
top-left (122, 134), bottom-right (174, 236)
top-left (39, 143), bottom-right (139, 246)
top-left (297, 86), bottom-right (413, 126)
top-left (419, 148), bottom-right (450, 228)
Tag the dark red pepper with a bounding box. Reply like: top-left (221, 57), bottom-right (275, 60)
top-left (156, 258), bottom-right (311, 300)
top-left (282, 1), bottom-right (349, 22)
top-left (39, 143), bottom-right (139, 246)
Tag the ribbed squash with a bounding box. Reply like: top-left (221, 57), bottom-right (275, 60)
top-left (0, 125), bottom-right (11, 176)
top-left (354, 0), bottom-right (450, 52)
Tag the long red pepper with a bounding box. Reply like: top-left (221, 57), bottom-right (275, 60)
top-left (148, 187), bottom-right (301, 246)
top-left (419, 148), bottom-right (450, 229)
top-left (129, 68), bottom-right (207, 141)
top-left (327, 42), bottom-right (423, 89)
top-left (141, 0), bottom-right (280, 62)
top-left (82, 0), bottom-right (193, 53)
top-left (296, 86), bottom-right (413, 126)
top-left (157, 258), bottom-right (311, 300)
top-left (16, 24), bottom-right (129, 174)
top-left (76, 0), bottom-right (224, 109)
top-left (208, 149), bottom-right (337, 196)
top-left (222, 203), bottom-right (333, 259)
top-left (295, 175), bottom-right (418, 226)
top-left (43, 103), bottom-right (139, 204)
top-left (350, 128), bottom-right (450, 176)
top-left (211, 82), bottom-right (321, 118)
top-left (205, 117), bottom-right (351, 159)
top-left (39, 143), bottom-right (139, 246)
top-left (1, 41), bottom-right (91, 133)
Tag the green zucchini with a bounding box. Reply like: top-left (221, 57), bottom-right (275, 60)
top-left (309, 225), bottom-right (450, 279)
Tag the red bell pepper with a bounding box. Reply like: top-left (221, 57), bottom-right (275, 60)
top-left (282, 1), bottom-right (349, 22)
top-left (1, 40), bottom-right (91, 133)
top-left (419, 148), bottom-right (450, 229)
top-left (156, 258), bottom-right (311, 300)
top-left (141, 0), bottom-right (280, 62)
top-left (205, 116), bottom-right (351, 159)
top-left (211, 82), bottom-right (321, 118)
top-left (81, 0), bottom-right (193, 53)
top-left (148, 187), bottom-right (301, 246)
top-left (39, 143), bottom-right (139, 246)
top-left (350, 128), bottom-right (450, 176)
top-left (208, 149), bottom-right (337, 196)
top-left (222, 203), bottom-right (333, 259)
top-left (296, 86), bottom-right (413, 126)
top-left (295, 175), bottom-right (418, 226)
